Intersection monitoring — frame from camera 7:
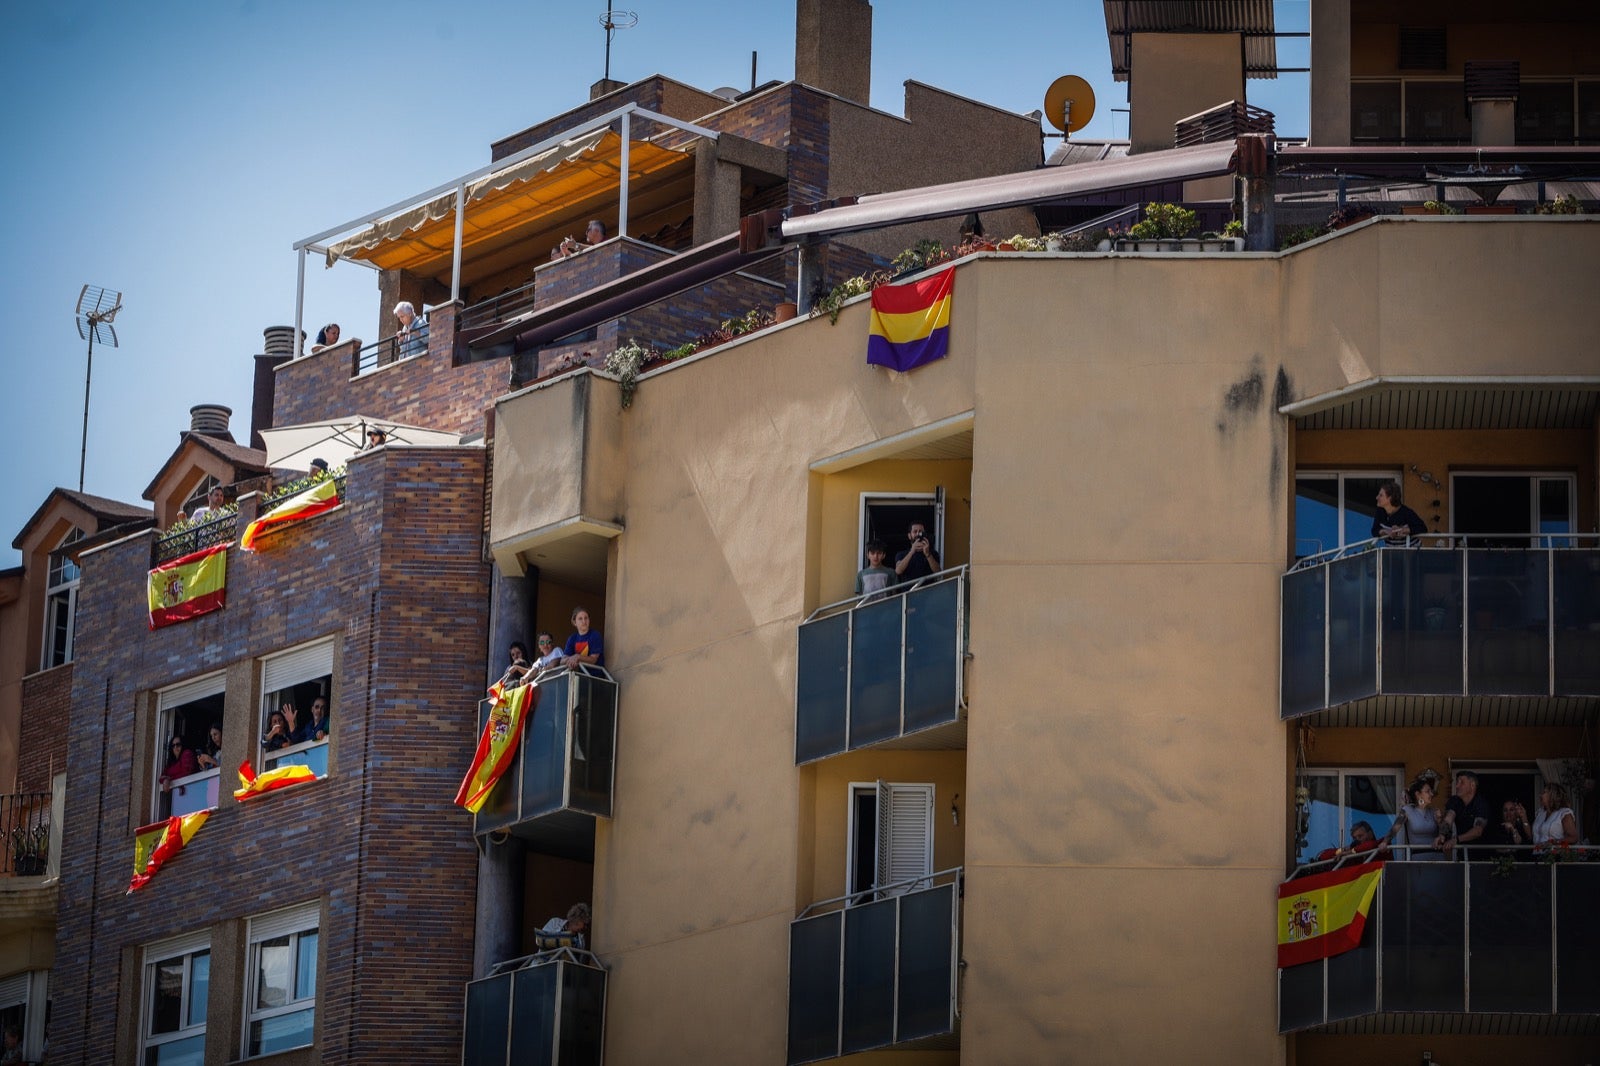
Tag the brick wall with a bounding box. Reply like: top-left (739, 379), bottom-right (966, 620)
top-left (53, 447), bottom-right (490, 1065)
top-left (17, 665), bottom-right (70, 794)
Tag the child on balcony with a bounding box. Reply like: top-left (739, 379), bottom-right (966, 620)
top-left (855, 540), bottom-right (897, 597)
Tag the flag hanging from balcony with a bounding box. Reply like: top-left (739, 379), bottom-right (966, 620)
top-left (147, 543), bottom-right (229, 630)
top-left (1277, 861), bottom-right (1385, 967)
top-left (867, 267), bottom-right (953, 372)
top-left (240, 477), bottom-right (341, 552)
top-left (455, 682), bottom-right (539, 813)
top-left (232, 759), bottom-right (316, 801)
top-left (128, 811), bottom-right (209, 893)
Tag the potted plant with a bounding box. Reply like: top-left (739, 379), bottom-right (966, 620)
top-left (11, 824), bottom-right (46, 876)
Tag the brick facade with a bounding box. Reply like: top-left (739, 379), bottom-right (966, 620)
top-left (17, 665), bottom-right (70, 795)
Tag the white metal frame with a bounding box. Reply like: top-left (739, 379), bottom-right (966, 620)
top-left (258, 639), bottom-right (336, 776)
top-left (243, 901), bottom-right (320, 1059)
top-left (856, 491), bottom-right (942, 572)
top-left (155, 670), bottom-right (227, 821)
top-left (1297, 766), bottom-right (1403, 864)
top-left (140, 932), bottom-right (211, 1065)
top-left (39, 528), bottom-right (83, 671)
top-left (1292, 469), bottom-right (1401, 557)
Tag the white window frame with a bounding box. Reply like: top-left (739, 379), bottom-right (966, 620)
top-left (1293, 469), bottom-right (1402, 557)
top-left (857, 491), bottom-right (944, 572)
top-left (259, 639), bottom-right (335, 778)
top-left (40, 528), bottom-right (83, 670)
top-left (154, 672), bottom-right (227, 821)
top-left (0, 970), bottom-right (47, 1062)
top-left (243, 901), bottom-right (319, 1058)
top-left (846, 781), bottom-right (934, 902)
top-left (140, 930), bottom-right (211, 1065)
top-left (1298, 767), bottom-right (1403, 865)
top-left (1448, 471), bottom-right (1577, 544)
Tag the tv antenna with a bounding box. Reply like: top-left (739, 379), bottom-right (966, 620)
top-left (598, 4), bottom-right (639, 82)
top-left (74, 284), bottom-right (122, 493)
top-left (1043, 75), bottom-right (1097, 140)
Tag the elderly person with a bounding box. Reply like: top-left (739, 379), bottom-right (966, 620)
top-left (1531, 783), bottom-right (1579, 846)
top-left (394, 301), bottom-right (427, 357)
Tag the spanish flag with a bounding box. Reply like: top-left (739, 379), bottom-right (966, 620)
top-left (148, 543), bottom-right (229, 630)
top-left (128, 811), bottom-right (209, 893)
top-left (456, 683), bottom-right (538, 813)
top-left (240, 478), bottom-right (341, 552)
top-left (1277, 861), bottom-right (1384, 967)
top-left (233, 759), bottom-right (316, 800)
top-left (868, 267), bottom-right (953, 372)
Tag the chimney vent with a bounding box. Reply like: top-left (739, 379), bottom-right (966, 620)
top-left (263, 325), bottom-right (298, 359)
top-left (190, 404), bottom-right (233, 440)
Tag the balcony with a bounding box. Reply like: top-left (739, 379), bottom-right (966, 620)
top-left (787, 868), bottom-right (962, 1065)
top-left (1281, 538), bottom-right (1600, 723)
top-left (795, 567), bottom-right (968, 764)
top-left (0, 792), bottom-right (51, 878)
top-left (162, 769), bottom-right (220, 818)
top-left (473, 667), bottom-right (617, 859)
top-left (462, 947), bottom-right (607, 1066)
top-left (1280, 855), bottom-right (1600, 1034)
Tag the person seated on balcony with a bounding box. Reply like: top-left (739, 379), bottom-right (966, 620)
top-left (189, 486), bottom-right (227, 522)
top-left (159, 736), bottom-right (199, 791)
top-left (1437, 770), bottom-right (1489, 856)
top-left (1384, 777), bottom-right (1446, 860)
top-left (535, 902), bottom-right (592, 950)
top-left (1531, 783), bottom-right (1579, 847)
top-left (894, 522), bottom-right (941, 583)
top-left (533, 632), bottom-right (565, 671)
top-left (562, 607), bottom-right (604, 668)
top-left (195, 725), bottom-right (224, 771)
top-left (261, 709), bottom-right (293, 753)
top-left (307, 697), bottom-right (330, 742)
top-left (1371, 480), bottom-right (1427, 543)
top-left (311, 322), bottom-right (341, 353)
top-left (856, 540), bottom-right (898, 597)
top-left (394, 301), bottom-right (427, 357)
top-left (1315, 821), bottom-right (1381, 864)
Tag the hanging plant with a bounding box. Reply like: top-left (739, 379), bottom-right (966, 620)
top-left (603, 339), bottom-right (656, 409)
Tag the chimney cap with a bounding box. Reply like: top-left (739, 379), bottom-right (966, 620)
top-left (189, 404), bottom-right (234, 441)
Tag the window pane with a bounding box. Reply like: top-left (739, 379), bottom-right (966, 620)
top-left (149, 957), bottom-right (184, 1035)
top-left (1518, 81), bottom-right (1574, 144)
top-left (296, 931), bottom-right (318, 1000)
top-left (1580, 81), bottom-right (1600, 143)
top-left (1405, 81), bottom-right (1469, 143)
top-left (249, 1007), bottom-right (313, 1057)
top-left (1342, 773), bottom-right (1399, 845)
top-left (145, 1033), bottom-right (205, 1066)
top-left (1351, 82), bottom-right (1401, 142)
top-left (1538, 479), bottom-right (1573, 544)
top-left (1293, 478), bottom-right (1339, 557)
top-left (1341, 477), bottom-right (1390, 548)
top-left (256, 936), bottom-right (292, 1010)
top-left (1298, 774), bottom-right (1340, 865)
top-left (188, 952), bottom-right (209, 1028)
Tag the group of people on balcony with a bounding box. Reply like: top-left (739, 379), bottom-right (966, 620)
top-left (550, 219), bottom-right (606, 261)
top-left (855, 522), bottom-right (942, 596)
top-left (261, 697), bottom-right (331, 752)
top-left (158, 724), bottom-right (224, 791)
top-left (496, 608), bottom-right (606, 693)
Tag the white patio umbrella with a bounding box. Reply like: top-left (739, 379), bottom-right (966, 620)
top-left (259, 416), bottom-right (467, 471)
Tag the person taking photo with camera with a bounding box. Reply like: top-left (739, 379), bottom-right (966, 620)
top-left (894, 521), bottom-right (941, 582)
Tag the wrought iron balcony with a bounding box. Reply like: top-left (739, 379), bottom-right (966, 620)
top-left (1280, 854), bottom-right (1600, 1034)
top-left (1281, 537), bottom-right (1600, 720)
top-left (787, 868), bottom-right (962, 1065)
top-left (795, 567), bottom-right (968, 764)
top-left (0, 792), bottom-right (51, 878)
top-left (473, 666), bottom-right (617, 859)
top-left (462, 947), bottom-right (606, 1066)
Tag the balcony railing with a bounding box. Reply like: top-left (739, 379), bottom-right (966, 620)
top-left (162, 769), bottom-right (220, 819)
top-left (795, 566), bottom-right (968, 764)
top-left (257, 471), bottom-right (347, 514)
top-left (0, 792), bottom-right (51, 877)
top-left (354, 327), bottom-right (429, 376)
top-left (1280, 854), bottom-right (1600, 1033)
top-left (462, 947), bottom-right (606, 1066)
top-left (787, 868), bottom-right (963, 1065)
top-left (1281, 536), bottom-right (1600, 718)
top-left (473, 666), bottom-right (617, 854)
top-left (152, 509), bottom-right (238, 566)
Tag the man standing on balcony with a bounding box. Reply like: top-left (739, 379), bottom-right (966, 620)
top-left (1438, 770), bottom-right (1489, 855)
top-left (1371, 481), bottom-right (1427, 542)
top-left (894, 522), bottom-right (941, 583)
top-left (190, 486), bottom-right (226, 522)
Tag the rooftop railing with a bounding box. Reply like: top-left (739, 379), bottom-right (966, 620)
top-left (463, 946), bottom-right (606, 1066)
top-left (1281, 535), bottom-right (1600, 718)
top-left (0, 792), bottom-right (50, 878)
top-left (795, 567), bottom-right (968, 764)
top-left (788, 867), bottom-right (963, 1065)
top-left (151, 509), bottom-right (238, 566)
top-left (461, 280), bottom-right (538, 333)
top-left (353, 326), bottom-right (430, 376)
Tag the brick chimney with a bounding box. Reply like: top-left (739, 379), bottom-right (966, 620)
top-left (796, 0), bottom-right (871, 106)
top-left (251, 326), bottom-right (297, 451)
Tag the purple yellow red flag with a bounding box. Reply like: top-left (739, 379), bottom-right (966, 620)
top-left (233, 760), bottom-right (316, 801)
top-left (456, 683), bottom-right (538, 813)
top-left (1277, 861), bottom-right (1384, 967)
top-left (240, 478), bottom-right (340, 552)
top-left (147, 543), bottom-right (229, 630)
top-left (868, 267), bottom-right (953, 372)
top-left (128, 811), bottom-right (210, 893)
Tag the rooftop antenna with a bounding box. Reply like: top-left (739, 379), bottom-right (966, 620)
top-left (74, 284), bottom-right (122, 493)
top-left (598, 4), bottom-right (639, 82)
top-left (1043, 75), bottom-right (1097, 141)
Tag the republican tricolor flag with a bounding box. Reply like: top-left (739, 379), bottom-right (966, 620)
top-left (240, 477), bottom-right (340, 552)
top-left (867, 267), bottom-right (953, 372)
top-left (148, 543), bottom-right (229, 630)
top-left (128, 811), bottom-right (209, 893)
top-left (456, 683), bottom-right (538, 813)
top-left (233, 760), bottom-right (316, 801)
top-left (1277, 860), bottom-right (1385, 967)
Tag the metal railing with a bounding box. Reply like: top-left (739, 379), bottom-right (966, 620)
top-left (463, 946), bottom-right (607, 1066)
top-left (795, 566), bottom-right (968, 764)
top-left (0, 792), bottom-right (51, 877)
top-left (461, 281), bottom-right (538, 332)
top-left (788, 868), bottom-right (963, 1065)
top-left (152, 509), bottom-right (238, 566)
top-left (354, 325), bottom-right (430, 375)
top-left (1280, 534), bottom-right (1600, 717)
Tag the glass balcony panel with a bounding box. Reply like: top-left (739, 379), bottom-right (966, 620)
top-left (463, 972), bottom-right (512, 1066)
top-left (1325, 924), bottom-right (1379, 1022)
top-left (1327, 553), bottom-right (1379, 706)
top-left (567, 675), bottom-right (615, 818)
top-left (795, 614), bottom-right (849, 762)
top-left (266, 741), bottom-right (329, 778)
top-left (509, 964), bottom-right (558, 1066)
top-left (521, 677), bottom-right (571, 819)
top-left (1553, 551), bottom-right (1600, 694)
top-left (168, 771), bottom-right (219, 817)
top-left (1556, 865), bottom-right (1600, 1013)
top-left (556, 961), bottom-right (606, 1066)
top-left (896, 884), bottom-right (955, 1041)
top-left (840, 899), bottom-right (897, 1054)
top-left (1380, 863), bottom-right (1465, 1012)
top-left (1468, 862), bottom-right (1552, 1012)
top-left (1381, 550), bottom-right (1464, 695)
top-left (787, 912), bottom-right (842, 1065)
top-left (1277, 959), bottom-right (1326, 1032)
top-left (848, 599), bottom-right (903, 749)
top-left (1280, 567), bottom-right (1326, 717)
top-left (902, 581), bottom-right (961, 734)
top-left (1466, 550), bottom-right (1549, 696)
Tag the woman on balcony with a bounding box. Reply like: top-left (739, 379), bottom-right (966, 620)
top-left (1531, 784), bottom-right (1579, 847)
top-left (158, 736), bottom-right (198, 791)
top-left (1384, 777), bottom-right (1446, 860)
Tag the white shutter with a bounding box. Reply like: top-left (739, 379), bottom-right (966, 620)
top-left (0, 973), bottom-right (26, 1009)
top-left (158, 672), bottom-right (226, 712)
top-left (249, 900), bottom-right (320, 942)
top-left (144, 929), bottom-right (211, 965)
top-left (261, 639), bottom-right (335, 693)
top-left (877, 783), bottom-right (933, 896)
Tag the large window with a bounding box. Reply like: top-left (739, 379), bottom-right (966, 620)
top-left (1297, 768), bottom-right (1401, 866)
top-left (41, 529), bottom-right (83, 670)
top-left (847, 781), bottom-right (933, 902)
top-left (1451, 472), bottom-right (1575, 547)
top-left (141, 933), bottom-right (209, 1066)
top-left (155, 673), bottom-right (225, 820)
top-left (244, 903), bottom-right (319, 1057)
top-left (259, 640), bottom-right (334, 779)
top-left (1293, 471), bottom-right (1400, 559)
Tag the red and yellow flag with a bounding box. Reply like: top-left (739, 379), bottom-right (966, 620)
top-left (129, 811), bottom-right (209, 893)
top-left (868, 267), bottom-right (953, 372)
top-left (240, 478), bottom-right (340, 552)
top-left (1277, 861), bottom-right (1385, 967)
top-left (455, 683), bottom-right (538, 813)
top-left (147, 543), bottom-right (229, 630)
top-left (233, 759), bottom-right (316, 800)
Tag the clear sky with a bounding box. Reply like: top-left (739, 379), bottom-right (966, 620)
top-left (0, 0), bottom-right (1308, 566)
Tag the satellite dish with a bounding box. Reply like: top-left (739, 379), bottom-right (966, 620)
top-left (1044, 75), bottom-right (1096, 134)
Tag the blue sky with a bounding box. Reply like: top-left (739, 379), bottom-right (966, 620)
top-left (0, 1), bottom-right (1309, 566)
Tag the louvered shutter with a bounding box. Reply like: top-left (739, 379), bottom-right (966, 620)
top-left (261, 640), bottom-right (335, 693)
top-left (875, 782), bottom-right (933, 897)
top-left (158, 672), bottom-right (226, 711)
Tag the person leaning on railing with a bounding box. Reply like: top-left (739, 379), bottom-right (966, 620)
top-left (159, 737), bottom-right (198, 792)
top-left (1532, 783), bottom-right (1579, 847)
top-left (394, 301), bottom-right (427, 358)
top-left (1371, 479), bottom-right (1427, 543)
top-left (1383, 776), bottom-right (1447, 860)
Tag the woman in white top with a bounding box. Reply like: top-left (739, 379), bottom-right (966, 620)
top-left (1530, 783), bottom-right (1579, 846)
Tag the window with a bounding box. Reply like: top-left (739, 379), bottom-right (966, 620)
top-left (858, 492), bottom-right (943, 575)
top-left (141, 932), bottom-right (209, 1066)
top-left (847, 781), bottom-right (933, 901)
top-left (155, 673), bottom-right (225, 820)
top-left (244, 903), bottom-right (318, 1057)
top-left (0, 971), bottom-right (45, 1063)
top-left (1518, 81), bottom-right (1575, 145)
top-left (1451, 473), bottom-right (1575, 547)
top-left (260, 640), bottom-right (334, 779)
top-left (41, 529), bottom-right (83, 670)
top-left (1293, 471), bottom-right (1400, 558)
top-left (1404, 80), bottom-right (1470, 144)
top-left (1297, 768), bottom-right (1401, 866)
top-left (1350, 81), bottom-right (1401, 142)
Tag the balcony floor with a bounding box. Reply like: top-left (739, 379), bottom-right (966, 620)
top-left (1298, 693), bottom-right (1598, 728)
